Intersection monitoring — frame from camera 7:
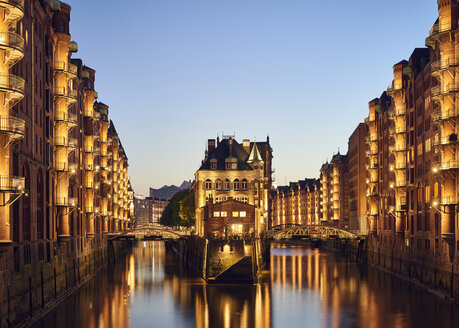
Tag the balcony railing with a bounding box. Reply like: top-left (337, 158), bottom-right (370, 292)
top-left (55, 162), bottom-right (78, 173)
top-left (0, 175), bottom-right (24, 192)
top-left (367, 210), bottom-right (378, 216)
top-left (0, 115), bottom-right (25, 138)
top-left (389, 144), bottom-right (406, 152)
top-left (394, 181), bottom-right (407, 188)
top-left (431, 83), bottom-right (459, 98)
top-left (389, 109), bottom-right (406, 118)
top-left (54, 112), bottom-right (78, 125)
top-left (54, 61), bottom-right (78, 77)
top-left (431, 57), bottom-right (459, 74)
top-left (364, 116), bottom-right (376, 124)
top-left (367, 162), bottom-right (378, 170)
top-left (54, 136), bottom-right (78, 148)
top-left (433, 160), bottom-right (459, 171)
top-left (432, 135), bottom-right (459, 147)
top-left (55, 196), bottom-right (78, 207)
top-left (54, 86), bottom-right (77, 100)
top-left (429, 21), bottom-right (455, 37)
top-left (432, 196), bottom-right (459, 206)
top-left (0, 73), bottom-right (25, 97)
top-left (394, 203), bottom-right (407, 212)
top-left (0, 31), bottom-right (24, 63)
top-left (0, 0), bottom-right (24, 22)
top-left (432, 109), bottom-right (459, 122)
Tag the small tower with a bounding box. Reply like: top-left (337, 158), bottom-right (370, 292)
top-left (247, 142), bottom-right (263, 166)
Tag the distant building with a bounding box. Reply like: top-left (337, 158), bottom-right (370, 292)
top-left (347, 123), bottom-right (367, 234)
top-left (152, 198), bottom-right (168, 223)
top-left (271, 179), bottom-right (321, 227)
top-left (195, 136), bottom-right (273, 238)
top-left (272, 122), bottom-right (366, 232)
top-left (134, 195), bottom-right (152, 227)
top-left (134, 195), bottom-right (168, 226)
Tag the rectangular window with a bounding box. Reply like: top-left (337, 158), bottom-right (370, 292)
top-left (221, 211), bottom-right (227, 217)
top-left (214, 212), bottom-right (220, 217)
top-left (240, 211), bottom-right (246, 217)
top-left (232, 211), bottom-right (239, 217)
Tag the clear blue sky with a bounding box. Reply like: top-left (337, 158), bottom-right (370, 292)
top-left (68, 0), bottom-right (438, 195)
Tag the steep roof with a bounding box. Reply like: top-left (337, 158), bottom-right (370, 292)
top-left (199, 138), bottom-right (252, 171)
top-left (247, 142), bottom-right (263, 163)
top-left (108, 120), bottom-right (118, 136)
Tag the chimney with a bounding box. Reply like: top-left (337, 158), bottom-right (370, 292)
top-left (228, 138), bottom-right (233, 155)
top-left (208, 139), bottom-right (216, 153)
top-left (243, 139), bottom-right (250, 153)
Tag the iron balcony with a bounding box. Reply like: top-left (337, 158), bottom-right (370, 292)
top-left (0, 115), bottom-right (25, 139)
top-left (0, 175), bottom-right (24, 192)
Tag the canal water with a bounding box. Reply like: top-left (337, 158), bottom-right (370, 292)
top-left (31, 241), bottom-right (459, 328)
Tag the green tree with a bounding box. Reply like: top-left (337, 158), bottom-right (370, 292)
top-left (160, 188), bottom-right (195, 227)
top-left (179, 189), bottom-right (195, 227)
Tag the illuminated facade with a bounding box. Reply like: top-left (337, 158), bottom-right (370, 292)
top-left (271, 179), bottom-right (321, 227)
top-left (363, 0), bottom-right (459, 294)
top-left (272, 125), bottom-right (366, 232)
top-left (0, 0), bottom-right (134, 283)
top-left (195, 137), bottom-right (273, 238)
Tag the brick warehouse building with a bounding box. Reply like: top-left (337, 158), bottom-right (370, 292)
top-left (195, 137), bottom-right (273, 238)
top-left (272, 123), bottom-right (367, 234)
top-left (363, 0), bottom-right (459, 294)
top-left (0, 1), bottom-right (134, 324)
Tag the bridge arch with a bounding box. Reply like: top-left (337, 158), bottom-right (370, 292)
top-left (268, 224), bottom-right (359, 240)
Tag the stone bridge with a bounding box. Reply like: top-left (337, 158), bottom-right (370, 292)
top-left (268, 224), bottom-right (359, 240)
top-left (108, 226), bottom-right (191, 240)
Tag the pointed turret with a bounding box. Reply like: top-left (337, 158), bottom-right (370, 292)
top-left (247, 142), bottom-right (263, 163)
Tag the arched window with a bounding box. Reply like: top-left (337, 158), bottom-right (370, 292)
top-left (234, 196), bottom-right (240, 201)
top-left (205, 179), bottom-right (212, 190)
top-left (234, 179), bottom-right (240, 191)
top-left (241, 196), bottom-right (248, 203)
top-left (224, 179), bottom-right (230, 191)
top-left (216, 179), bottom-right (222, 190)
top-left (241, 179), bottom-right (248, 190)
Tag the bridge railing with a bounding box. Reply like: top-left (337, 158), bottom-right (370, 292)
top-left (268, 224), bottom-right (359, 240)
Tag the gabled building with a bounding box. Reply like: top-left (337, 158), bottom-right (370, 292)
top-left (195, 136), bottom-right (272, 238)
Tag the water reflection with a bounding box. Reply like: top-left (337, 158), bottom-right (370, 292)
top-left (33, 241), bottom-right (459, 328)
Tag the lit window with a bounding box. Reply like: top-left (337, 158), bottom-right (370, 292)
top-left (234, 179), bottom-right (240, 190)
top-left (241, 179), bottom-right (248, 190)
top-left (232, 211), bottom-right (239, 217)
top-left (205, 179), bottom-right (212, 190)
top-left (216, 179), bottom-right (222, 190)
top-left (240, 211), bottom-right (246, 217)
top-left (221, 211), bottom-right (227, 217)
top-left (214, 212), bottom-right (220, 217)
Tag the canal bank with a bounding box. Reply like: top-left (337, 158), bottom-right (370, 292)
top-left (0, 237), bottom-right (133, 328)
top-left (313, 236), bottom-right (459, 303)
top-left (31, 240), bottom-right (459, 328)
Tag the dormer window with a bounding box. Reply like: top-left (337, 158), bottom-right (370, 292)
top-left (210, 158), bottom-right (217, 170)
top-left (225, 156), bottom-right (237, 170)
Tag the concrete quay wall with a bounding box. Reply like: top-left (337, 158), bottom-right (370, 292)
top-left (168, 236), bottom-right (269, 283)
top-left (0, 237), bottom-right (132, 328)
top-left (319, 236), bottom-right (459, 301)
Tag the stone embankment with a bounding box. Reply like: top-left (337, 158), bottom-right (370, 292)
top-left (0, 237), bottom-right (133, 328)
